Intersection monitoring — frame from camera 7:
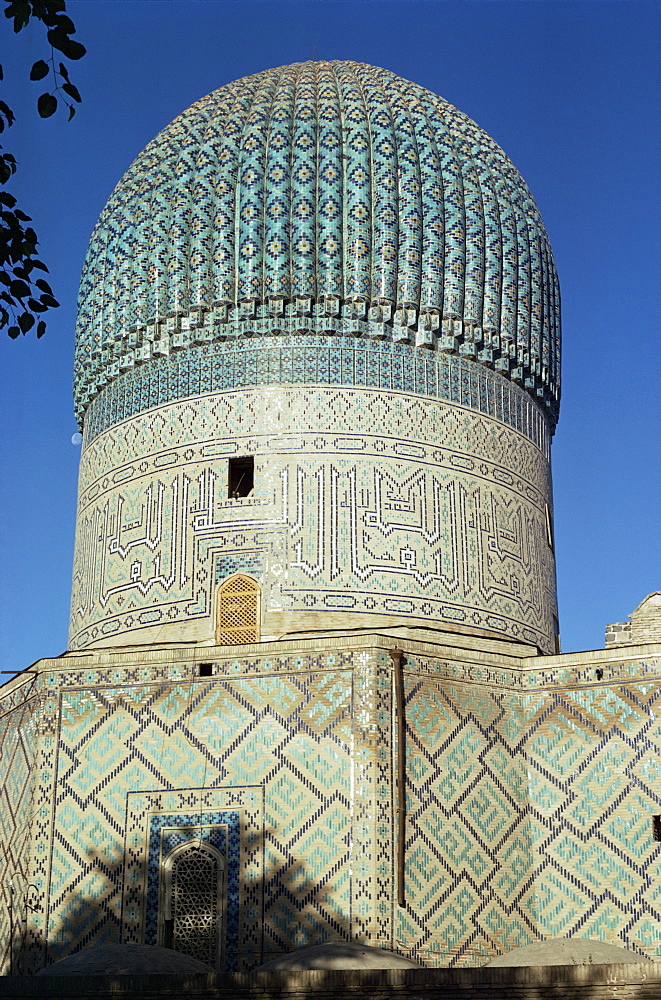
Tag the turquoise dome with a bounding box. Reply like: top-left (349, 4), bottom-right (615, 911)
top-left (74, 61), bottom-right (560, 426)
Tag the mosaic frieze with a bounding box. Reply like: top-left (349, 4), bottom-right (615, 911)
top-left (74, 61), bottom-right (560, 427)
top-left (70, 387), bottom-right (557, 652)
top-left (82, 339), bottom-right (550, 452)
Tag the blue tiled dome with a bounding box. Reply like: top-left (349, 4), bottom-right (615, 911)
top-left (74, 61), bottom-right (560, 425)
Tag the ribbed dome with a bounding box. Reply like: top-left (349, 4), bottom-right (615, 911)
top-left (74, 61), bottom-right (560, 426)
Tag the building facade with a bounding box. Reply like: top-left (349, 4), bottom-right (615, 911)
top-left (0, 62), bottom-right (659, 974)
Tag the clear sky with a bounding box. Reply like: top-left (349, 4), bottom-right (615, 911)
top-left (0, 0), bottom-right (658, 672)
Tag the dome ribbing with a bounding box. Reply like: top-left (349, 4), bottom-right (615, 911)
top-left (74, 61), bottom-right (560, 426)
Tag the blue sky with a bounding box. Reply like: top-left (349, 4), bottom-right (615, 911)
top-left (0, 0), bottom-right (658, 670)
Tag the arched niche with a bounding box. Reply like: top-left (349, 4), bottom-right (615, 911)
top-left (216, 574), bottom-right (261, 645)
top-left (158, 840), bottom-right (226, 970)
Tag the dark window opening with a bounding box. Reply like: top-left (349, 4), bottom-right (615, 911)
top-left (653, 816), bottom-right (661, 842)
top-left (199, 663), bottom-right (213, 677)
top-left (163, 918), bottom-right (174, 949)
top-left (228, 457), bottom-right (254, 499)
top-left (553, 615), bottom-right (560, 655)
top-left (545, 503), bottom-right (555, 550)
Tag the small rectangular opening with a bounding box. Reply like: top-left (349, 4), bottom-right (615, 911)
top-left (553, 615), bottom-right (560, 655)
top-left (198, 662), bottom-right (213, 677)
top-left (228, 456), bottom-right (254, 499)
top-left (545, 503), bottom-right (554, 550)
top-left (653, 816), bottom-right (661, 841)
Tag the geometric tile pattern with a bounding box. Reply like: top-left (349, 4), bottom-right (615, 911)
top-left (15, 646), bottom-right (392, 972)
top-left (74, 61), bottom-right (560, 428)
top-left (82, 339), bottom-right (550, 451)
top-left (0, 675), bottom-right (40, 975)
top-left (123, 792), bottom-right (250, 971)
top-left (70, 385), bottom-right (557, 653)
top-left (1, 641), bottom-right (660, 973)
top-left (399, 649), bottom-right (661, 966)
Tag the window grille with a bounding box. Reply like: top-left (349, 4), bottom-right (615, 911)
top-left (160, 842), bottom-right (225, 969)
top-left (216, 574), bottom-right (260, 645)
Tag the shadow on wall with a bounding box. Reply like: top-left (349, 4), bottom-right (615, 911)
top-left (2, 876), bottom-right (40, 976)
top-left (29, 824), bottom-right (359, 975)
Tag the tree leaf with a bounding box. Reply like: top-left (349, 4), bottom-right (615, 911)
top-left (0, 100), bottom-right (16, 125)
top-left (17, 311), bottom-right (34, 332)
top-left (29, 59), bottom-right (49, 81)
top-left (6, 1), bottom-right (31, 32)
top-left (0, 65), bottom-right (3, 81)
top-left (37, 92), bottom-right (57, 118)
top-left (40, 293), bottom-right (60, 308)
top-left (46, 29), bottom-right (85, 60)
top-left (37, 319), bottom-right (46, 338)
top-left (67, 103), bottom-right (75, 121)
top-left (0, 152), bottom-right (17, 180)
top-left (8, 325), bottom-right (21, 339)
top-left (58, 61), bottom-right (69, 81)
top-left (9, 278), bottom-right (30, 297)
top-left (62, 81), bottom-right (81, 103)
top-left (40, 9), bottom-right (59, 29)
top-left (54, 13), bottom-right (76, 35)
top-left (35, 277), bottom-right (53, 294)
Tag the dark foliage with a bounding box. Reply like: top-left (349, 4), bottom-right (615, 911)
top-left (1, 1), bottom-right (85, 337)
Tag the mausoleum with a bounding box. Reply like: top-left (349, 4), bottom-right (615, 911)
top-left (1, 61), bottom-right (659, 975)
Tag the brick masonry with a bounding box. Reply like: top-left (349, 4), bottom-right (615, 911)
top-left (2, 634), bottom-right (660, 974)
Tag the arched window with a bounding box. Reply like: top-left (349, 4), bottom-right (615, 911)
top-left (216, 574), bottom-right (260, 645)
top-left (159, 841), bottom-right (225, 969)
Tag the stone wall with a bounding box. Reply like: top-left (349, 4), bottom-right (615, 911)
top-left (2, 964), bottom-right (661, 999)
top-left (605, 594), bottom-right (661, 647)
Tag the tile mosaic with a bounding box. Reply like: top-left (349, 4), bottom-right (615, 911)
top-left (74, 62), bottom-right (560, 430)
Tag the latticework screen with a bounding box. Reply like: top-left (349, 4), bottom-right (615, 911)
top-left (216, 575), bottom-right (260, 645)
top-left (171, 845), bottom-right (220, 967)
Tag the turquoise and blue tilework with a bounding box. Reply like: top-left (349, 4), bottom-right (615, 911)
top-left (70, 383), bottom-right (557, 652)
top-left (26, 657), bottom-right (372, 972)
top-left (144, 812), bottom-right (240, 969)
top-left (83, 339), bottom-right (549, 453)
top-left (4, 644), bottom-right (661, 972)
top-left (0, 678), bottom-right (39, 976)
top-left (397, 651), bottom-right (661, 965)
top-left (74, 62), bottom-right (560, 430)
